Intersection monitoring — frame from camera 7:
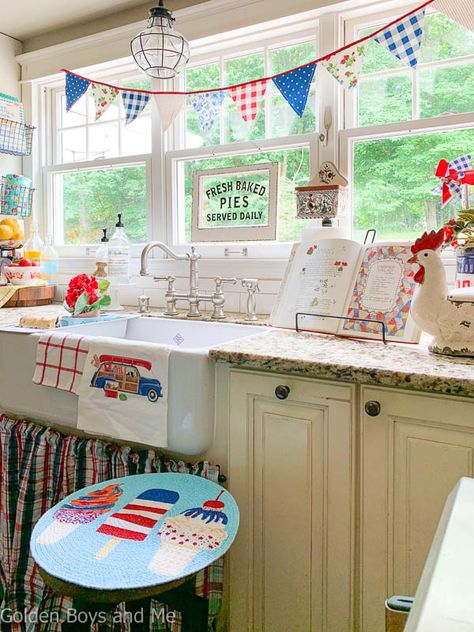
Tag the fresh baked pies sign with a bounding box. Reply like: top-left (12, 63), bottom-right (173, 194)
top-left (191, 162), bottom-right (279, 242)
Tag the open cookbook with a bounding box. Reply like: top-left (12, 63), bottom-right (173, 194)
top-left (270, 238), bottom-right (420, 343)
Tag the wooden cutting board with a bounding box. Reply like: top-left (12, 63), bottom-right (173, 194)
top-left (4, 285), bottom-right (56, 307)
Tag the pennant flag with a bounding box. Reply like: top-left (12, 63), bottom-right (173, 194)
top-left (433, 0), bottom-right (474, 34)
top-left (154, 93), bottom-right (185, 132)
top-left (230, 80), bottom-right (267, 124)
top-left (322, 44), bottom-right (368, 89)
top-left (273, 64), bottom-right (316, 117)
top-left (91, 83), bottom-right (118, 121)
top-left (190, 91), bottom-right (225, 132)
top-left (374, 8), bottom-right (426, 68)
top-left (121, 90), bottom-right (150, 125)
top-left (65, 73), bottom-right (90, 111)
top-left (433, 154), bottom-right (474, 205)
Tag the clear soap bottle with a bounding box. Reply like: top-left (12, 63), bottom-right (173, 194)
top-left (108, 214), bottom-right (130, 284)
top-left (94, 228), bottom-right (109, 278)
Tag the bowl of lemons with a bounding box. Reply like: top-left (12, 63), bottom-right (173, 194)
top-left (0, 217), bottom-right (24, 249)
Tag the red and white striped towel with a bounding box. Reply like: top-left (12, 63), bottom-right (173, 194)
top-left (33, 333), bottom-right (90, 395)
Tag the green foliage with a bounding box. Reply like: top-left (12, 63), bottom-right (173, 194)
top-left (353, 129), bottom-right (474, 241)
top-left (63, 165), bottom-right (147, 244)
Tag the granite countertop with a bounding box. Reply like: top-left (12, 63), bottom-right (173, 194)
top-left (209, 329), bottom-right (474, 399)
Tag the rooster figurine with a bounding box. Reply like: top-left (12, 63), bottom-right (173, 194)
top-left (408, 228), bottom-right (474, 356)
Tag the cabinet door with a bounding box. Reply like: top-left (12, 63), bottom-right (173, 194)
top-left (228, 370), bottom-right (354, 632)
top-left (360, 387), bottom-right (474, 632)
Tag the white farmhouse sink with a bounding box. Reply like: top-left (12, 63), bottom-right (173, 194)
top-left (0, 316), bottom-right (268, 455)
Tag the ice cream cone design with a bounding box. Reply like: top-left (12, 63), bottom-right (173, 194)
top-left (36, 484), bottom-right (123, 545)
top-left (149, 490), bottom-right (229, 576)
top-left (95, 488), bottom-right (180, 559)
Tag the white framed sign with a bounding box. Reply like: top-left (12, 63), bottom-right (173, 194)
top-left (191, 162), bottom-right (279, 242)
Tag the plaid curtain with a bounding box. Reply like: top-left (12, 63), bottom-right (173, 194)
top-left (0, 415), bottom-right (224, 632)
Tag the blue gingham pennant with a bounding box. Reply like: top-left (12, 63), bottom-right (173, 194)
top-left (272, 63), bottom-right (316, 117)
top-left (65, 73), bottom-right (90, 111)
top-left (121, 90), bottom-right (151, 125)
top-left (450, 154), bottom-right (472, 173)
top-left (374, 8), bottom-right (426, 68)
top-left (190, 91), bottom-right (226, 132)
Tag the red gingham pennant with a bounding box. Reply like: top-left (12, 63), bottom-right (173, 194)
top-left (230, 79), bottom-right (267, 124)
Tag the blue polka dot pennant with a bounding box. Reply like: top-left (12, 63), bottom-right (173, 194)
top-left (373, 8), bottom-right (426, 68)
top-left (65, 73), bottom-right (91, 112)
top-left (272, 63), bottom-right (316, 117)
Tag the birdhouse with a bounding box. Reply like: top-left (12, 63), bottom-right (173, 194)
top-left (295, 161), bottom-right (348, 221)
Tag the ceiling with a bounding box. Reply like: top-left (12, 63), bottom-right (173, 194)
top-left (3, 0), bottom-right (196, 42)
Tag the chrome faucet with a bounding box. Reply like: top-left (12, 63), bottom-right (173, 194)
top-left (140, 242), bottom-right (234, 319)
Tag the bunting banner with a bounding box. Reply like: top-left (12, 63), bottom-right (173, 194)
top-left (91, 83), bottom-right (118, 121)
top-left (432, 0), bottom-right (474, 33)
top-left (121, 90), bottom-right (150, 125)
top-left (273, 64), bottom-right (316, 116)
top-left (373, 8), bottom-right (426, 68)
top-left (62, 0), bottom-right (474, 129)
top-left (65, 73), bottom-right (90, 112)
top-left (230, 80), bottom-right (267, 125)
top-left (190, 91), bottom-right (226, 132)
top-left (154, 93), bottom-right (186, 132)
top-left (322, 44), bottom-right (368, 89)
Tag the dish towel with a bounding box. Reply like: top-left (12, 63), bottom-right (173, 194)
top-left (32, 332), bottom-right (89, 394)
top-left (76, 337), bottom-right (171, 447)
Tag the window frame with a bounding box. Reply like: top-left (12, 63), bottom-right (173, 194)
top-left (340, 6), bottom-right (474, 251)
top-left (36, 1), bottom-right (474, 263)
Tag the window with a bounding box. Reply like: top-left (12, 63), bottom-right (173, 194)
top-left (168, 34), bottom-right (318, 252)
top-left (343, 9), bottom-right (474, 242)
top-left (48, 73), bottom-right (152, 247)
top-left (39, 4), bottom-right (474, 257)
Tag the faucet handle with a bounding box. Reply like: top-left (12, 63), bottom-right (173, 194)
top-left (153, 275), bottom-right (176, 292)
top-left (214, 277), bottom-right (237, 292)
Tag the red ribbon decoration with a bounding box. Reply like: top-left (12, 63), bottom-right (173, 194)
top-left (435, 159), bottom-right (474, 205)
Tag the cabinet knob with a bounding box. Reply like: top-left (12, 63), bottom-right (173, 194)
top-left (365, 400), bottom-right (381, 417)
top-left (275, 385), bottom-right (290, 400)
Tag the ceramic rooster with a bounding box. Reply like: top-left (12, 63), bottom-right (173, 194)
top-left (408, 228), bottom-right (474, 356)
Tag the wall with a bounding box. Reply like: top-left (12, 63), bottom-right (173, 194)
top-left (0, 34), bottom-right (22, 176)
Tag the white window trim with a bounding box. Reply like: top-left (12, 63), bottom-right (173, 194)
top-left (31, 0), bottom-right (473, 269)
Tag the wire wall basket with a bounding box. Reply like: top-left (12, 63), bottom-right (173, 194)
top-left (0, 177), bottom-right (35, 217)
top-left (0, 118), bottom-right (35, 156)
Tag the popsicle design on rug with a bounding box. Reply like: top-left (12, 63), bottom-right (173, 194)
top-left (36, 484), bottom-right (123, 545)
top-left (149, 490), bottom-right (229, 576)
top-left (95, 488), bottom-right (180, 559)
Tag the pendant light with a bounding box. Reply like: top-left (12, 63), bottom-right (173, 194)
top-left (130, 0), bottom-right (190, 80)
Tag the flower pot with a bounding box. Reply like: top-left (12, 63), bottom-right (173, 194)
top-left (456, 247), bottom-right (474, 289)
top-left (71, 310), bottom-right (100, 319)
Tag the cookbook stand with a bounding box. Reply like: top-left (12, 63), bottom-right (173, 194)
top-left (295, 312), bottom-right (388, 344)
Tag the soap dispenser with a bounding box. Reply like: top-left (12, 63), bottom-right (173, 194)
top-left (108, 214), bottom-right (130, 284)
top-left (94, 228), bottom-right (109, 278)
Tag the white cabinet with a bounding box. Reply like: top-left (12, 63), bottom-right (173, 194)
top-left (359, 386), bottom-right (474, 632)
top-left (227, 369), bottom-right (355, 632)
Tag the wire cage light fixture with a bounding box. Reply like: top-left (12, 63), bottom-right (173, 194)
top-left (130, 0), bottom-right (190, 80)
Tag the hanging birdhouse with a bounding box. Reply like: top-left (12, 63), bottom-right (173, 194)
top-left (295, 161), bottom-right (348, 220)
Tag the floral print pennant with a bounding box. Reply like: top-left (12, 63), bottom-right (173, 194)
top-left (322, 43), bottom-right (368, 89)
top-left (91, 83), bottom-right (118, 121)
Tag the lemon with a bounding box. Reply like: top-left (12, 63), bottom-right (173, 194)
top-left (0, 217), bottom-right (22, 240)
top-left (0, 225), bottom-right (14, 240)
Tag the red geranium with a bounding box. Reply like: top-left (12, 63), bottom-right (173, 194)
top-left (64, 274), bottom-right (110, 314)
